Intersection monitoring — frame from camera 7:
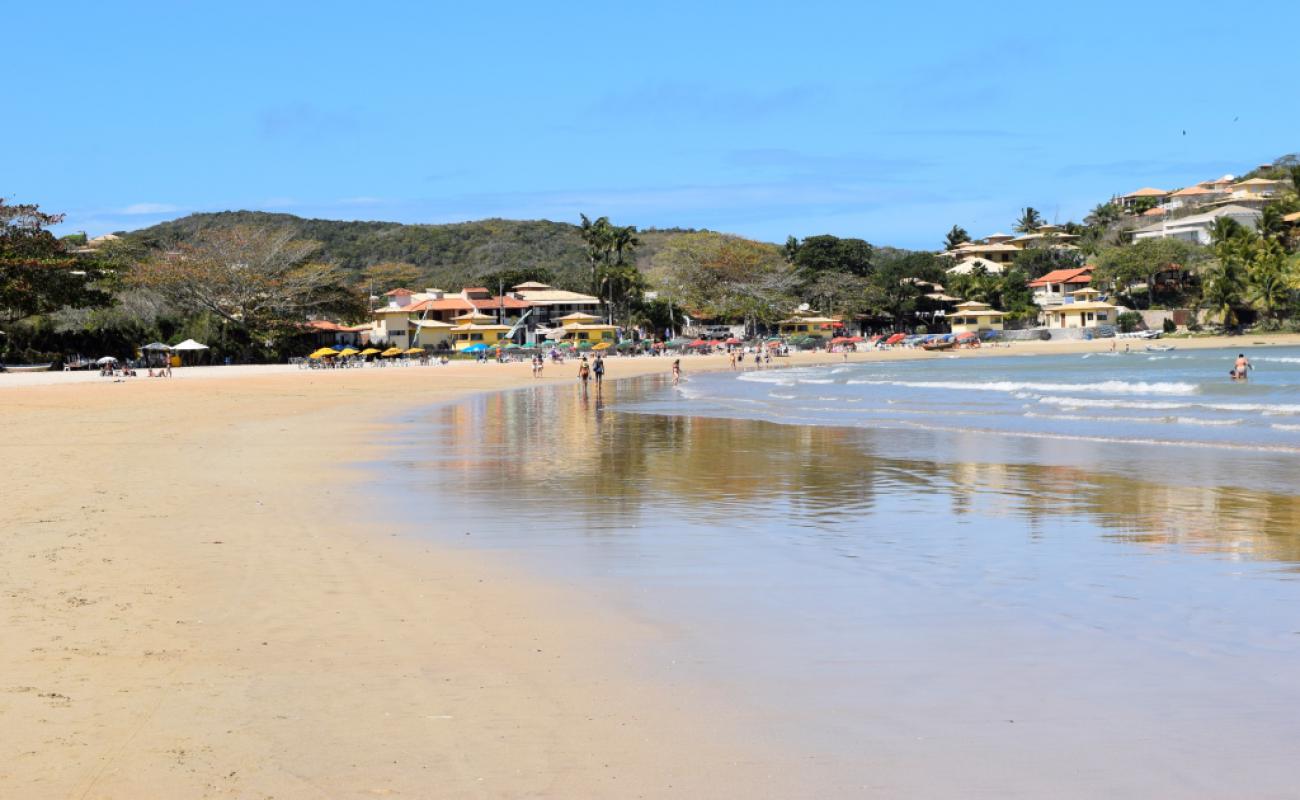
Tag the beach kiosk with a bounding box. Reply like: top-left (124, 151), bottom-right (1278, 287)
top-left (777, 315), bottom-right (839, 337)
top-left (550, 312), bottom-right (617, 346)
top-left (948, 301), bottom-right (1007, 334)
top-left (450, 312), bottom-right (512, 351)
top-left (1043, 288), bottom-right (1120, 329)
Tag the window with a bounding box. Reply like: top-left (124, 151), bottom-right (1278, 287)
top-left (1096, 313), bottom-right (1108, 321)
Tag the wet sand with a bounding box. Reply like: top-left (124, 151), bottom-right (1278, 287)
top-left (4, 334), bottom-right (1300, 797)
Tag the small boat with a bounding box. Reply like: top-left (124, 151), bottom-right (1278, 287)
top-left (1, 363), bottom-right (54, 373)
top-left (1145, 345), bottom-right (1176, 353)
top-left (922, 339), bottom-right (956, 351)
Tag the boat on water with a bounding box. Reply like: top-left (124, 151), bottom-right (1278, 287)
top-left (1145, 345), bottom-right (1176, 353)
top-left (1, 363), bottom-right (54, 373)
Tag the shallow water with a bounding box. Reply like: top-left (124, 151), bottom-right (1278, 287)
top-left (386, 350), bottom-right (1300, 796)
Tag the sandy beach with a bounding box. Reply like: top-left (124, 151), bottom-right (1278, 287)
top-left (5, 333), bottom-right (1300, 798)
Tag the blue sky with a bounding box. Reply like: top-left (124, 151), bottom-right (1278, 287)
top-left (7, 0), bottom-right (1298, 250)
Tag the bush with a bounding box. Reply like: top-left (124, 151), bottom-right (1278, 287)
top-left (914, 324), bottom-right (927, 335)
top-left (1162, 318), bottom-right (1176, 333)
top-left (1116, 311), bottom-right (1143, 333)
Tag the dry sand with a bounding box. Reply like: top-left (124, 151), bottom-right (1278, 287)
top-left (4, 334), bottom-right (1299, 798)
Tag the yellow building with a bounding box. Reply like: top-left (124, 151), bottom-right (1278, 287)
top-left (1043, 288), bottom-right (1121, 329)
top-left (948, 300), bottom-right (1007, 334)
top-left (777, 315), bottom-right (839, 336)
top-left (450, 312), bottom-right (513, 350)
top-left (551, 312), bottom-right (616, 344)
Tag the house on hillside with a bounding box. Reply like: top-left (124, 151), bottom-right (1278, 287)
top-left (1228, 178), bottom-right (1284, 205)
top-left (1166, 184), bottom-right (1225, 211)
top-left (1042, 288), bottom-right (1120, 330)
top-left (1028, 265), bottom-right (1095, 307)
top-left (1117, 187), bottom-right (1169, 211)
top-left (1130, 204), bottom-right (1261, 246)
top-left (941, 226), bottom-right (1078, 265)
top-left (946, 257), bottom-right (1006, 276)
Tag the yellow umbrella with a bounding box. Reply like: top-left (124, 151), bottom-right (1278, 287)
top-left (592, 341), bottom-right (612, 350)
top-left (358, 347), bottom-right (381, 356)
top-left (309, 347), bottom-right (338, 359)
top-left (404, 347), bottom-right (424, 355)
top-left (338, 347), bottom-right (360, 357)
top-left (381, 347), bottom-right (404, 357)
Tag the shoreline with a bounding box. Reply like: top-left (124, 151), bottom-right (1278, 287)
top-left (5, 333), bottom-right (1300, 796)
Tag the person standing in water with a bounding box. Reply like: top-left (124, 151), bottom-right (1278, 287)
top-left (671, 358), bottom-right (681, 385)
top-left (1232, 353), bottom-right (1253, 380)
top-left (592, 353), bottom-right (605, 386)
top-left (578, 355), bottom-right (591, 386)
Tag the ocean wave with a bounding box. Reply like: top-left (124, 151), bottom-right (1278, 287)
top-left (1038, 396), bottom-right (1300, 415)
top-left (1257, 356), bottom-right (1300, 364)
top-left (1270, 423), bottom-right (1300, 431)
top-left (1025, 410), bottom-right (1243, 427)
top-left (797, 378), bottom-right (835, 385)
top-left (845, 379), bottom-right (1199, 396)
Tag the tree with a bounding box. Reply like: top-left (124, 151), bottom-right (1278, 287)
top-left (578, 213), bottom-right (641, 316)
top-left (1095, 238), bottom-right (1207, 308)
top-left (1258, 205), bottom-right (1287, 242)
top-left (1128, 197), bottom-right (1159, 216)
top-left (1014, 207), bottom-right (1044, 234)
top-left (1085, 203), bottom-right (1122, 228)
top-left (1247, 238), bottom-right (1293, 323)
top-left (130, 226), bottom-right (362, 355)
top-left (0, 200), bottom-right (114, 327)
top-left (943, 225), bottom-right (971, 251)
top-left (1012, 245), bottom-right (1084, 280)
top-left (1202, 237), bottom-right (1250, 328)
top-left (785, 235), bottom-right (874, 303)
top-left (361, 261), bottom-right (423, 294)
top-left (1209, 216), bottom-right (1248, 247)
top-left (653, 232), bottom-right (795, 333)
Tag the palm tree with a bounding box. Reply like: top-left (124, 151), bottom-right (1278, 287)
top-left (1014, 207), bottom-right (1044, 234)
top-left (1248, 239), bottom-right (1292, 322)
top-left (1258, 205), bottom-right (1286, 241)
top-left (1209, 216), bottom-right (1247, 248)
top-left (1085, 203), bottom-right (1121, 228)
top-left (1203, 242), bottom-right (1249, 328)
top-left (943, 225), bottom-right (970, 251)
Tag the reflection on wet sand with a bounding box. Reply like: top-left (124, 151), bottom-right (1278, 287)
top-left (413, 377), bottom-right (1300, 570)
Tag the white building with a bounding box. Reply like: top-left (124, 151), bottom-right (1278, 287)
top-left (945, 256), bottom-right (1006, 276)
top-left (1130, 204), bottom-right (1261, 246)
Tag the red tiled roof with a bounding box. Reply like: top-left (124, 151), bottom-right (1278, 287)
top-left (307, 320), bottom-right (344, 331)
top-left (1028, 266), bottom-right (1094, 288)
top-left (407, 298), bottom-right (473, 313)
top-left (384, 288), bottom-right (414, 296)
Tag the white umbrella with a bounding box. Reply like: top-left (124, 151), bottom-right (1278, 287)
top-left (96, 356), bottom-right (118, 364)
top-left (141, 342), bottom-right (172, 351)
top-left (172, 339), bottom-right (209, 351)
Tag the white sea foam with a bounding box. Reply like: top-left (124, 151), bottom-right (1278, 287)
top-left (846, 379), bottom-right (1199, 396)
top-left (1038, 395), bottom-right (1300, 415)
top-left (1270, 423), bottom-right (1300, 431)
top-left (797, 378), bottom-right (835, 385)
top-left (1257, 356), bottom-right (1300, 364)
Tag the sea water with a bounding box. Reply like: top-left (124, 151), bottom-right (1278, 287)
top-left (388, 347), bottom-right (1300, 796)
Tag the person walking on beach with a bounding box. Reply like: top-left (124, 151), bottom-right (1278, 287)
top-left (1232, 353), bottom-right (1253, 380)
top-left (578, 356), bottom-right (591, 386)
top-left (532, 352), bottom-right (543, 378)
top-left (593, 353), bottom-right (605, 386)
top-left (729, 350), bottom-right (737, 370)
top-left (672, 358), bottom-right (681, 385)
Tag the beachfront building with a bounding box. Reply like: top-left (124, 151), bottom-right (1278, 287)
top-left (547, 312), bottom-right (617, 346)
top-left (509, 282), bottom-right (604, 328)
top-left (305, 319), bottom-right (371, 348)
top-left (947, 301), bottom-right (1006, 334)
top-left (370, 286), bottom-right (533, 350)
top-left (1042, 288), bottom-right (1120, 329)
top-left (450, 312), bottom-right (512, 351)
top-left (777, 315), bottom-right (841, 337)
top-left (1131, 204), bottom-right (1261, 246)
top-left (1028, 265), bottom-right (1095, 307)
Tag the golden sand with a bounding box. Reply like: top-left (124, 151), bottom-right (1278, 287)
top-left (3, 334), bottom-right (1298, 797)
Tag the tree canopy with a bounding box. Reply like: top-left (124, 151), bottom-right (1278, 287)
top-left (1, 200), bottom-right (114, 327)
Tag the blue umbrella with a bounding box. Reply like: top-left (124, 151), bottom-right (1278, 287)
top-left (462, 343), bottom-right (488, 353)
